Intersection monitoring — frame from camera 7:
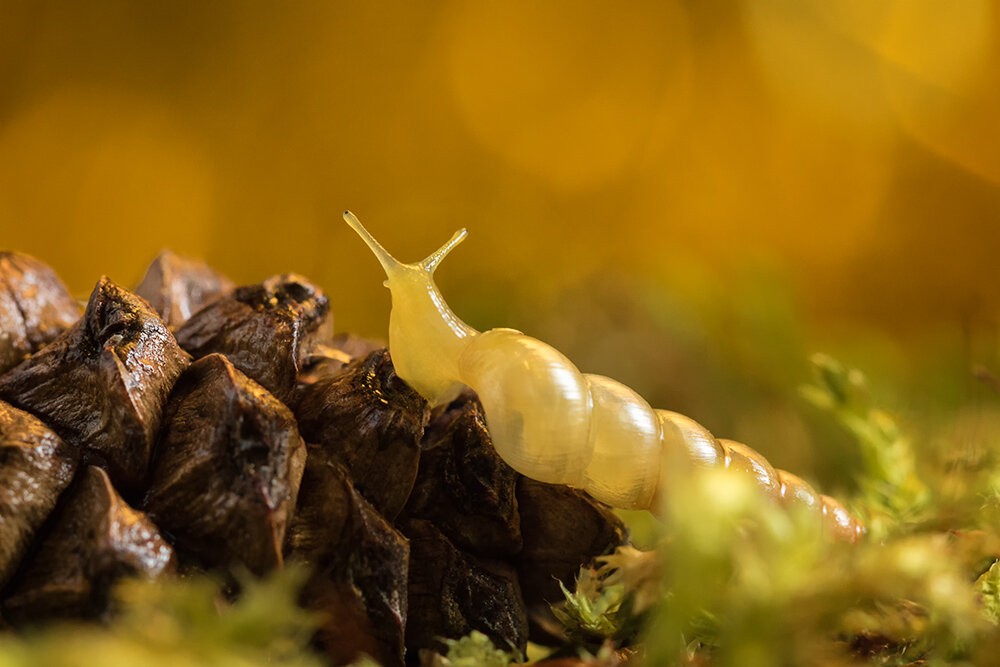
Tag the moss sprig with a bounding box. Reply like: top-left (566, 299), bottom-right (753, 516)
top-left (802, 353), bottom-right (931, 539)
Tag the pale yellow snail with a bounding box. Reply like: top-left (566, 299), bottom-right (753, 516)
top-left (344, 212), bottom-right (863, 543)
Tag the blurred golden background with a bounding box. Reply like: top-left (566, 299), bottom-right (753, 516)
top-left (2, 1), bottom-right (999, 488)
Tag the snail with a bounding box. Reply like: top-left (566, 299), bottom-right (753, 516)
top-left (344, 212), bottom-right (864, 543)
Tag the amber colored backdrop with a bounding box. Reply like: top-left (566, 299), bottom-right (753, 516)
top-left (2, 2), bottom-right (1000, 485)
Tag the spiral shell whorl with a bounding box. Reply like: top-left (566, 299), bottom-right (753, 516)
top-left (580, 374), bottom-right (662, 510)
top-left (457, 339), bottom-right (864, 542)
top-left (458, 328), bottom-right (593, 485)
top-left (458, 333), bottom-right (666, 507)
top-left (658, 415), bottom-right (863, 542)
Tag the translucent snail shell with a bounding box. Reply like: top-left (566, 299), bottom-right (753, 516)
top-left (344, 212), bottom-right (863, 543)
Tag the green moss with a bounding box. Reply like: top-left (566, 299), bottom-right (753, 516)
top-left (802, 354), bottom-right (931, 539)
top-left (0, 567), bottom-right (322, 667)
top-left (428, 631), bottom-right (518, 667)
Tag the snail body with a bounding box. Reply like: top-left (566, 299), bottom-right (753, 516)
top-left (345, 212), bottom-right (863, 542)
